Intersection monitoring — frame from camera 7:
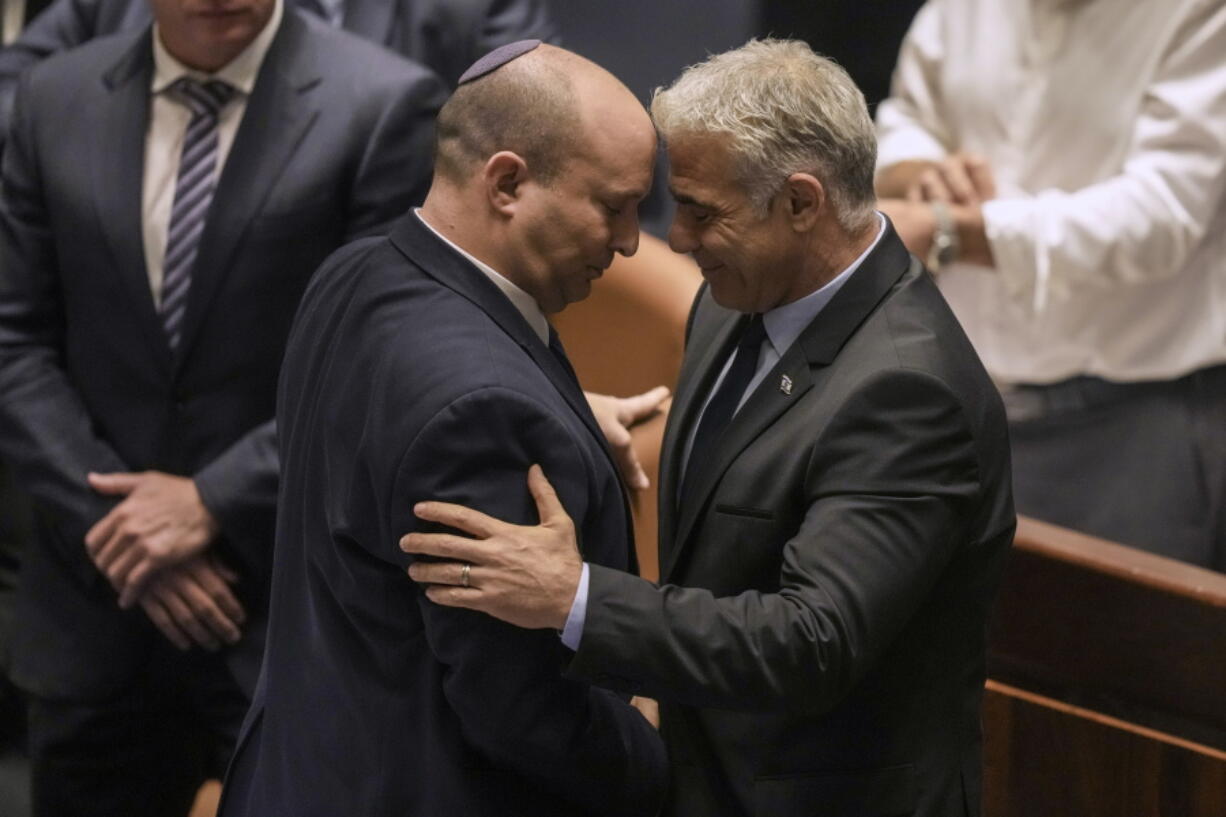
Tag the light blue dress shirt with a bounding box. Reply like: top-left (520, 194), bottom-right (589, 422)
top-left (561, 214), bottom-right (887, 650)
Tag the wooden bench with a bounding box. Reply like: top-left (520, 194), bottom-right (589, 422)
top-left (984, 517), bottom-right (1226, 816)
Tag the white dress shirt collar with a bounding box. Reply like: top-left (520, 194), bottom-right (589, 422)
top-left (414, 210), bottom-right (551, 346)
top-left (151, 0), bottom-right (284, 94)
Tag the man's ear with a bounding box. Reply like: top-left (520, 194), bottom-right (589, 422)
top-left (484, 151), bottom-right (529, 215)
top-left (783, 172), bottom-right (825, 231)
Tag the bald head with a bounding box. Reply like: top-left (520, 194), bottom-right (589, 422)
top-left (422, 45), bottom-right (655, 316)
top-left (433, 44), bottom-right (639, 186)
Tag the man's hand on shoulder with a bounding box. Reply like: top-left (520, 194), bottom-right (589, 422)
top-left (84, 470), bottom-right (221, 607)
top-left (584, 386), bottom-right (669, 490)
top-left (402, 465), bottom-right (582, 630)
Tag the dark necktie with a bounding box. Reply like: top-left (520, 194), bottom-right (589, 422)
top-left (160, 78), bottom-right (234, 352)
top-left (548, 326), bottom-right (584, 394)
top-left (680, 314), bottom-right (766, 506)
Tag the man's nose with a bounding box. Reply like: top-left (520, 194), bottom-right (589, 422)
top-left (611, 211), bottom-right (641, 257)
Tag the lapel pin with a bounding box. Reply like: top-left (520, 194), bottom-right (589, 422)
top-left (780, 374), bottom-right (793, 395)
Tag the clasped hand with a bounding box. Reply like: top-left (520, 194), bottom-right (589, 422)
top-left (84, 470), bottom-right (221, 608)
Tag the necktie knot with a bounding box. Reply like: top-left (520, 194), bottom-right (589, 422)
top-left (171, 77), bottom-right (235, 118)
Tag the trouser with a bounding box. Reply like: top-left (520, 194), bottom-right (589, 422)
top-left (26, 640), bottom-right (248, 817)
top-left (1003, 363), bottom-right (1226, 570)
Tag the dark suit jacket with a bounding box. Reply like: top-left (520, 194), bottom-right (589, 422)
top-left (569, 225), bottom-right (1016, 817)
top-left (218, 213), bottom-right (666, 817)
top-left (0, 0), bottom-right (557, 140)
top-left (0, 11), bottom-right (444, 700)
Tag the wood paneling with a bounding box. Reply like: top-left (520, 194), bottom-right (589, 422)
top-left (989, 518), bottom-right (1226, 747)
top-left (984, 681), bottom-right (1226, 817)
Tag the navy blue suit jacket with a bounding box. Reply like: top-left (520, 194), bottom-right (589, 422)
top-left (219, 213), bottom-right (667, 816)
top-left (0, 12), bottom-right (444, 699)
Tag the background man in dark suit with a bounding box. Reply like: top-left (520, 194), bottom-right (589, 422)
top-left (0, 0), bottom-right (443, 811)
top-left (405, 39), bottom-right (1016, 817)
top-left (219, 42), bottom-right (665, 816)
top-left (0, 0), bottom-right (555, 145)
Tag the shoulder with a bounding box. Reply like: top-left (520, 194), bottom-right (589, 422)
top-left (288, 11), bottom-right (445, 95)
top-left (24, 26), bottom-right (144, 93)
top-left (309, 234), bottom-right (554, 414)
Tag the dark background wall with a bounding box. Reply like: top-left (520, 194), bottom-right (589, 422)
top-left (761, 0), bottom-right (926, 112)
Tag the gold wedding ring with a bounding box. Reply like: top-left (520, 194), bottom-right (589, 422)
top-left (460, 562), bottom-right (471, 588)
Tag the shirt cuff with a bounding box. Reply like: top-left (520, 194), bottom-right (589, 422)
top-left (559, 562), bottom-right (590, 651)
top-left (981, 196), bottom-right (1047, 311)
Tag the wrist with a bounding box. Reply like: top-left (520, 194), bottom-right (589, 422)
top-left (926, 201), bottom-right (960, 273)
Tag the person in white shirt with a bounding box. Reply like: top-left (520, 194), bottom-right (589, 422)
top-left (874, 0), bottom-right (1226, 569)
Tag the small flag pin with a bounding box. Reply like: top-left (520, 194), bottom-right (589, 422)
top-left (780, 374), bottom-right (793, 395)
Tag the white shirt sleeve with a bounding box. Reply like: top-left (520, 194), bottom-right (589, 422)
top-left (983, 0), bottom-right (1226, 308)
top-left (875, 0), bottom-right (953, 169)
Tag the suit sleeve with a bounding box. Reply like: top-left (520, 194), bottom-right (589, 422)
top-left (0, 69), bottom-right (128, 586)
top-left (570, 368), bottom-right (983, 714)
top-left (0, 0), bottom-right (115, 152)
top-left (392, 386), bottom-right (666, 817)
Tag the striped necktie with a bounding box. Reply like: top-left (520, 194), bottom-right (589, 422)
top-left (161, 77), bottom-right (235, 352)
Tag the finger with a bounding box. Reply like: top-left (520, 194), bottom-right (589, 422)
top-left (84, 507), bottom-right (122, 555)
top-left (919, 169), bottom-right (954, 203)
top-left (964, 154), bottom-right (996, 200)
top-left (616, 446), bottom-right (650, 491)
top-left (209, 555), bottom-right (240, 584)
top-left (527, 464), bottom-right (569, 526)
top-left (938, 159), bottom-right (978, 204)
top-left (422, 583), bottom-right (486, 610)
top-left (407, 561), bottom-right (471, 587)
top-left (175, 572), bottom-right (241, 645)
top-left (118, 559), bottom-right (160, 609)
top-left (93, 524), bottom-right (133, 571)
top-left (188, 560), bottom-right (246, 624)
top-left (161, 583), bottom-right (220, 651)
top-left (87, 471), bottom-right (143, 496)
top-left (142, 596), bottom-right (191, 651)
top-left (616, 386), bottom-right (670, 424)
top-left (105, 547), bottom-right (144, 593)
top-left (399, 531), bottom-right (484, 563)
top-left (411, 500), bottom-right (499, 539)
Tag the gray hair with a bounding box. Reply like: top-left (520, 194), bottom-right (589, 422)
top-left (652, 39), bottom-right (877, 232)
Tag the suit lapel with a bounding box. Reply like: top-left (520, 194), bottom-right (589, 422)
top-left (390, 215), bottom-right (633, 542)
top-left (95, 29), bottom-right (173, 376)
top-left (662, 223), bottom-right (914, 582)
top-left (173, 12), bottom-right (321, 369)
